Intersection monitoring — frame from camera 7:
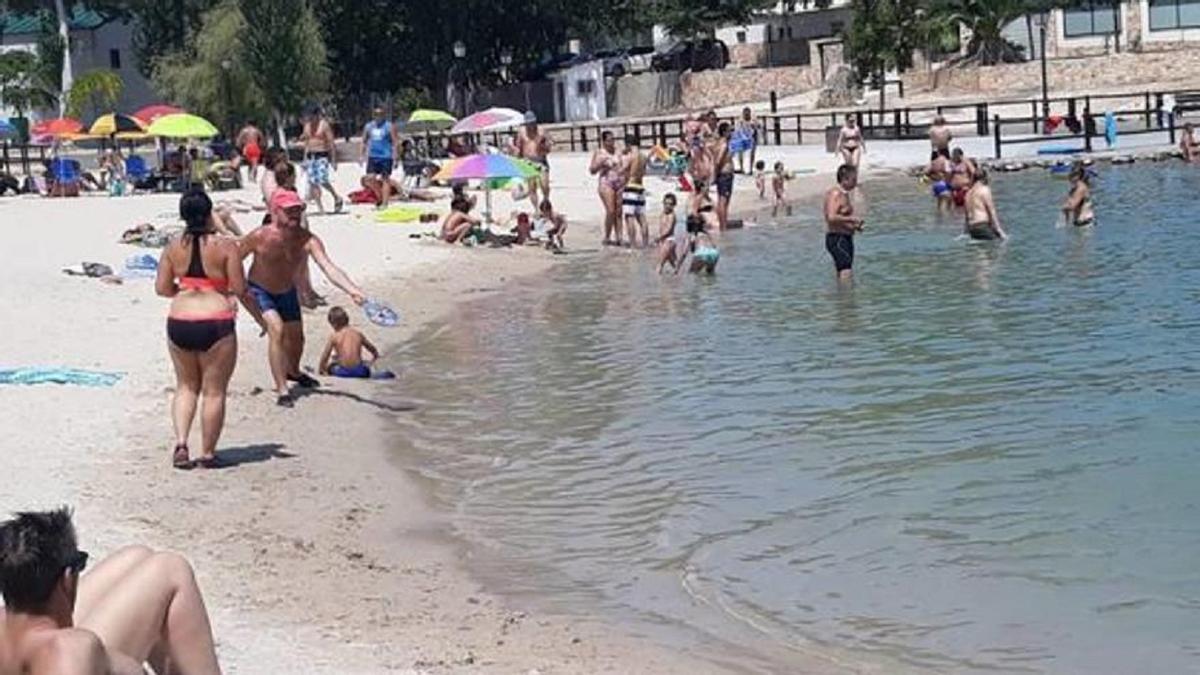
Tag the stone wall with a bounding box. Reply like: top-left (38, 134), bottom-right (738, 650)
top-left (680, 64), bottom-right (821, 110)
top-left (728, 41), bottom-right (811, 69)
top-left (903, 48), bottom-right (1200, 96)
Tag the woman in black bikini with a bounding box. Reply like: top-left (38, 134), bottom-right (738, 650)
top-left (155, 188), bottom-right (246, 469)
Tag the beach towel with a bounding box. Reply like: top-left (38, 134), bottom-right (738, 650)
top-left (1104, 112), bottom-right (1118, 148)
top-left (123, 254), bottom-right (158, 279)
top-left (374, 206), bottom-right (425, 224)
top-left (0, 368), bottom-right (122, 387)
top-left (363, 299), bottom-right (400, 327)
top-left (349, 188), bottom-right (378, 205)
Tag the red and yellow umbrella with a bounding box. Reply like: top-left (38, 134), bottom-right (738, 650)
top-left (32, 117), bottom-right (84, 137)
top-left (133, 104), bottom-right (183, 124)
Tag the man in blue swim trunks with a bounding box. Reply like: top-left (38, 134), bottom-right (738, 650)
top-left (926, 148), bottom-right (952, 212)
top-left (359, 107), bottom-right (400, 209)
top-left (240, 189), bottom-right (368, 407)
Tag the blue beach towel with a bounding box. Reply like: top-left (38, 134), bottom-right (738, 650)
top-left (0, 368), bottom-right (123, 387)
top-left (123, 254), bottom-right (158, 279)
top-left (1104, 112), bottom-right (1118, 148)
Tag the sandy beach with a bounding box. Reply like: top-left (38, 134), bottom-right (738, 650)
top-left (0, 145), bottom-right (873, 673)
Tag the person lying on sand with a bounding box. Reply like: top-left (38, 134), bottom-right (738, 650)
top-left (318, 306), bottom-right (380, 379)
top-left (360, 175), bottom-right (438, 205)
top-left (0, 507), bottom-right (221, 675)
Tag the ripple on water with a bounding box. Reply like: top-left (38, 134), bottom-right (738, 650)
top-left (390, 164), bottom-right (1200, 673)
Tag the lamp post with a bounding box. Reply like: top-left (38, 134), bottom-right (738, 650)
top-left (448, 40), bottom-right (468, 118)
top-left (220, 59), bottom-right (233, 141)
top-left (1036, 12), bottom-right (1049, 125)
top-left (500, 47), bottom-right (513, 85)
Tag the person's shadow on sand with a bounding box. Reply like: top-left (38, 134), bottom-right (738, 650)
top-left (209, 443), bottom-right (296, 469)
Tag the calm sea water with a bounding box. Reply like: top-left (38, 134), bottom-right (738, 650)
top-left (389, 164), bottom-right (1200, 673)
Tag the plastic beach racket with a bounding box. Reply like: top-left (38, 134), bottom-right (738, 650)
top-left (363, 299), bottom-right (400, 327)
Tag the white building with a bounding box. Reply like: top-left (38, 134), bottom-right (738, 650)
top-left (1004, 1), bottom-right (1200, 60)
top-left (713, 0), bottom-right (852, 74)
top-left (1, 7), bottom-right (156, 120)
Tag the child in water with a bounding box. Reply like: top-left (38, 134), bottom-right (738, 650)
top-left (772, 161), bottom-right (793, 218)
top-left (689, 222), bottom-right (720, 275)
top-left (319, 306), bottom-right (381, 378)
top-left (656, 193), bottom-right (687, 274)
top-left (754, 160), bottom-right (767, 199)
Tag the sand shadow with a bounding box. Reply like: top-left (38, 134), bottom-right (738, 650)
top-left (212, 443), bottom-right (295, 468)
top-left (293, 387), bottom-right (417, 413)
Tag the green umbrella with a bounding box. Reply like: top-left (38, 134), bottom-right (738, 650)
top-left (147, 113), bottom-right (219, 138)
top-left (408, 109), bottom-right (456, 130)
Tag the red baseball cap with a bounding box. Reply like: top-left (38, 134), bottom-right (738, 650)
top-left (269, 189), bottom-right (305, 211)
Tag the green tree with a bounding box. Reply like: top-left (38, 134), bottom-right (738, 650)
top-left (123, 0), bottom-right (220, 78)
top-left (152, 0), bottom-right (270, 136)
top-left (0, 50), bottom-right (57, 119)
top-left (845, 0), bottom-right (925, 80)
top-left (926, 0), bottom-right (1085, 65)
top-left (64, 69), bottom-right (122, 118)
top-left (238, 0), bottom-right (328, 140)
top-left (651, 0), bottom-right (775, 38)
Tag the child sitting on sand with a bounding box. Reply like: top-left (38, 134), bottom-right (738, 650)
top-left (772, 161), bottom-right (793, 218)
top-left (318, 306), bottom-right (381, 378)
top-left (754, 160), bottom-right (767, 199)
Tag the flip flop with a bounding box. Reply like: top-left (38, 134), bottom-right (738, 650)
top-left (172, 443), bottom-right (193, 470)
top-left (194, 454), bottom-right (228, 470)
top-left (276, 393), bottom-right (295, 408)
top-left (287, 373), bottom-right (321, 388)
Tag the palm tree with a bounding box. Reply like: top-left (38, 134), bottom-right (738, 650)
top-left (65, 70), bottom-right (123, 118)
top-left (928, 0), bottom-right (1085, 65)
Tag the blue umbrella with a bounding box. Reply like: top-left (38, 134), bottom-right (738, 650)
top-left (0, 118), bottom-right (15, 139)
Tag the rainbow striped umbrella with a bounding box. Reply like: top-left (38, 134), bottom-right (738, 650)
top-left (433, 153), bottom-right (541, 222)
top-left (450, 107), bottom-right (526, 134)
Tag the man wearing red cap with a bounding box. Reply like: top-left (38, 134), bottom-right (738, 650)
top-left (240, 189), bottom-right (367, 407)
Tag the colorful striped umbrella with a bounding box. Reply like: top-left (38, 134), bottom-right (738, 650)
top-left (0, 118), bottom-right (14, 138)
top-left (147, 113), bottom-right (218, 138)
top-left (450, 107), bottom-right (526, 134)
top-left (133, 104), bottom-right (183, 123)
top-left (32, 117), bottom-right (84, 137)
top-left (89, 113), bottom-right (146, 136)
top-left (433, 153), bottom-right (541, 223)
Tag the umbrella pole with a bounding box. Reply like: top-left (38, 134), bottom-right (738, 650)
top-left (484, 184), bottom-right (493, 226)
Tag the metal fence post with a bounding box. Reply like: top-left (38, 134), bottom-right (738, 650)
top-left (773, 114), bottom-right (781, 145)
top-left (1083, 99), bottom-right (1093, 152)
top-left (1169, 111), bottom-right (1177, 145)
top-left (1031, 100), bottom-right (1039, 134)
top-left (993, 114), bottom-right (1002, 158)
top-left (796, 114), bottom-right (803, 144)
top-left (893, 109), bottom-right (901, 138)
top-left (1144, 92), bottom-right (1152, 129)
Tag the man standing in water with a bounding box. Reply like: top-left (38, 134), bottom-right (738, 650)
top-left (929, 115), bottom-right (952, 154)
top-left (1180, 122), bottom-right (1200, 162)
top-left (621, 135), bottom-right (649, 247)
top-left (299, 106), bottom-right (344, 214)
top-left (359, 107), bottom-right (400, 209)
top-left (734, 106), bottom-right (758, 174)
top-left (516, 112), bottom-right (553, 210)
top-left (240, 190), bottom-right (368, 407)
top-left (713, 122), bottom-right (736, 231)
top-left (963, 168), bottom-right (1007, 241)
top-left (823, 164), bottom-right (865, 282)
top-left (948, 148), bottom-right (976, 209)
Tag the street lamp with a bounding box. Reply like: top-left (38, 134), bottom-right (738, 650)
top-left (499, 47), bottom-right (513, 84)
top-left (453, 40), bottom-right (467, 59)
top-left (1035, 13), bottom-right (1049, 126)
top-left (448, 41), bottom-right (468, 118)
top-left (220, 59), bottom-right (233, 141)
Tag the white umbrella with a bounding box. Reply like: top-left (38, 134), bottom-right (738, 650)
top-left (450, 107), bottom-right (527, 134)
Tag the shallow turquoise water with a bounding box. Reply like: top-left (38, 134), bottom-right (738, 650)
top-left (391, 164), bottom-right (1200, 673)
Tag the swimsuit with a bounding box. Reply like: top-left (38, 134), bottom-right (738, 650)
top-left (967, 222), bottom-right (999, 240)
top-left (305, 153), bottom-right (332, 185)
top-left (715, 172), bottom-right (734, 199)
top-left (952, 186), bottom-right (968, 207)
top-left (247, 281), bottom-right (302, 323)
top-left (330, 363), bottom-right (371, 378)
top-left (825, 232), bottom-right (854, 271)
top-left (167, 234), bottom-right (236, 353)
top-left (694, 245), bottom-right (720, 266)
top-left (243, 141), bottom-right (261, 167)
top-left (931, 180), bottom-right (951, 197)
top-left (622, 183), bottom-right (646, 217)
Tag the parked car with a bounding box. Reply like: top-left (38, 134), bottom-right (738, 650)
top-left (593, 49), bottom-right (628, 78)
top-left (651, 39), bottom-right (729, 73)
top-left (624, 46), bottom-right (655, 75)
top-left (524, 52), bottom-right (585, 81)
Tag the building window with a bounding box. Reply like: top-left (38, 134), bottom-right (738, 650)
top-left (778, 27), bottom-right (785, 39)
top-left (736, 30), bottom-right (747, 44)
top-left (109, 48), bottom-right (121, 69)
top-left (577, 79), bottom-right (595, 96)
top-left (1149, 0), bottom-right (1200, 30)
top-left (830, 21), bottom-right (845, 34)
top-left (786, 26), bottom-right (794, 39)
top-left (1062, 1), bottom-right (1119, 37)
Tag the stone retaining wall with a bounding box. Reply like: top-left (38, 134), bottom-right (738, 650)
top-left (904, 49), bottom-right (1200, 95)
top-left (680, 65), bottom-right (821, 110)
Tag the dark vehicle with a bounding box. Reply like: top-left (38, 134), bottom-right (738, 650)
top-left (524, 52), bottom-right (586, 81)
top-left (651, 39), bottom-right (729, 73)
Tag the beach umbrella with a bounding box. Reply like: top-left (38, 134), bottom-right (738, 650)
top-left (133, 104), bottom-right (183, 123)
top-left (32, 117), bottom-right (84, 137)
top-left (407, 109), bottom-right (456, 131)
top-left (0, 118), bottom-right (14, 139)
top-left (450, 107), bottom-right (526, 134)
top-left (147, 113), bottom-right (219, 138)
top-left (89, 113), bottom-right (146, 136)
top-left (433, 153), bottom-right (541, 222)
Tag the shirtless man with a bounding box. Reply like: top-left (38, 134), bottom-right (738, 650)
top-left (621, 135), bottom-right (648, 247)
top-left (963, 168), bottom-right (1007, 241)
top-left (948, 148), bottom-right (977, 209)
top-left (824, 164), bottom-right (865, 282)
top-left (926, 149), bottom-right (952, 212)
top-left (929, 115), bottom-right (952, 154)
top-left (516, 113), bottom-right (553, 210)
top-left (299, 106), bottom-right (344, 214)
top-left (240, 189), bottom-right (367, 407)
top-left (685, 119), bottom-right (715, 218)
top-left (0, 508), bottom-right (221, 675)
top-left (1180, 123), bottom-right (1200, 163)
top-left (235, 120), bottom-right (265, 181)
top-left (713, 122), bottom-right (735, 231)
